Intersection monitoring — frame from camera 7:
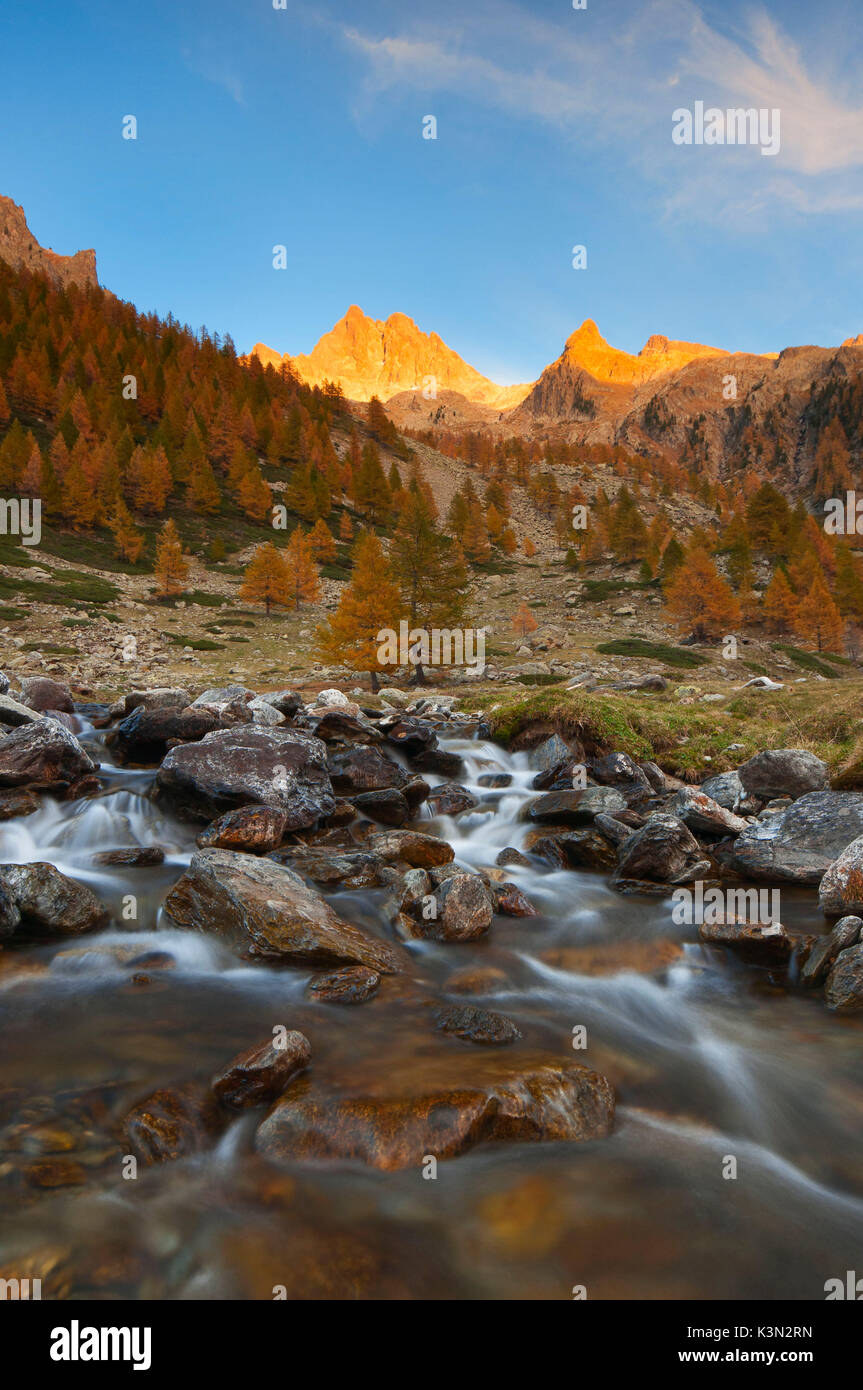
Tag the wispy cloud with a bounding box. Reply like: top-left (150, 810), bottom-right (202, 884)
top-left (337, 0), bottom-right (863, 218)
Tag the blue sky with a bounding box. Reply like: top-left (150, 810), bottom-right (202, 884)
top-left (2, 0), bottom-right (863, 382)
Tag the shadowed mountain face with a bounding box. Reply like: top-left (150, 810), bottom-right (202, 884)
top-left (0, 196), bottom-right (97, 291)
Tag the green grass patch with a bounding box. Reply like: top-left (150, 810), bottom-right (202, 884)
top-left (468, 682), bottom-right (863, 781)
top-left (595, 638), bottom-right (707, 669)
top-left (161, 633), bottom-right (225, 651)
top-left (21, 642), bottom-right (79, 655)
top-left (771, 644), bottom-right (841, 678)
top-left (0, 605), bottom-right (25, 621)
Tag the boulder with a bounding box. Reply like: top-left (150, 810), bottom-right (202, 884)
top-left (110, 705), bottom-right (220, 762)
top-left (738, 749), bottom-right (828, 801)
top-left (410, 748), bottom-right (465, 778)
top-left (247, 697), bottom-right (285, 727)
top-left (493, 882), bottom-right (539, 917)
top-left (801, 916), bottom-right (862, 988)
top-left (0, 694), bottom-right (40, 727)
top-left (382, 718), bottom-right (438, 757)
top-left (212, 1032), bottom-right (310, 1109)
top-left (0, 789), bottom-right (40, 820)
top-left (255, 1059), bottom-right (614, 1170)
top-left (110, 688), bottom-right (191, 718)
top-left (197, 805), bottom-right (289, 853)
top-left (527, 787), bottom-right (626, 824)
top-left (529, 733), bottom-right (574, 771)
top-left (163, 849), bottom-right (402, 973)
top-left (269, 848), bottom-right (393, 890)
top-left (425, 782), bottom-right (480, 817)
top-left (825, 943), bottom-right (863, 1013)
top-left (0, 671), bottom-right (9, 694)
top-left (0, 862), bottom-right (108, 937)
top-left (0, 877), bottom-right (21, 938)
top-left (155, 727), bottom-right (335, 826)
top-left (590, 752), bottom-right (652, 799)
top-left (327, 746), bottom-right (407, 794)
top-left (701, 770), bottom-right (747, 811)
top-left (729, 792), bottom-right (863, 884)
top-left (0, 719), bottom-right (97, 792)
top-left (434, 1005), bottom-right (522, 1045)
top-left (93, 847), bottom-right (165, 867)
top-left (259, 689), bottom-right (303, 719)
top-left (307, 965), bottom-right (381, 1004)
top-left (697, 919), bottom-right (793, 968)
top-left (495, 846), bottom-right (532, 869)
top-left (671, 787), bottom-right (749, 837)
top-left (350, 788), bottom-right (411, 826)
top-left (368, 830), bottom-right (454, 868)
top-left (305, 709), bottom-right (381, 743)
top-left (613, 814), bottom-right (709, 885)
top-left (419, 874), bottom-right (495, 942)
top-left (818, 835), bottom-right (863, 916)
top-left (18, 677), bottom-right (74, 714)
top-left (525, 827), bottom-right (617, 871)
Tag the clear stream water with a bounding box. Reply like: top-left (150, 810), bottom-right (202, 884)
top-left (0, 723), bottom-right (861, 1300)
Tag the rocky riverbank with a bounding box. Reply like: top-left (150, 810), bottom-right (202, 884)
top-left (1, 672), bottom-right (862, 1297)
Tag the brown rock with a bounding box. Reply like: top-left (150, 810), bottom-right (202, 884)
top-left (124, 1085), bottom-right (222, 1164)
top-left (163, 849), bottom-right (403, 973)
top-left (434, 1005), bottom-right (522, 1045)
top-left (307, 965), bottom-right (381, 1004)
top-left (212, 1032), bottom-right (310, 1109)
top-left (369, 830), bottom-right (455, 868)
top-left (197, 805), bottom-right (289, 853)
top-left (255, 1059), bottom-right (614, 1170)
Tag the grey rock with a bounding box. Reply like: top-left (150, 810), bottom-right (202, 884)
top-left (738, 749), bottom-right (828, 801)
top-left (730, 791), bottom-right (863, 884)
top-left (801, 916), bottom-right (863, 988)
top-left (156, 727), bottom-right (335, 826)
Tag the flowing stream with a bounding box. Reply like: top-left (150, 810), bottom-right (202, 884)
top-left (1, 723), bottom-right (862, 1300)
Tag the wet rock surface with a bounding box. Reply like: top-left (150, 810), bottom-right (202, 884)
top-left (163, 849), bottom-right (403, 973)
top-left (212, 1032), bottom-right (311, 1109)
top-left (155, 727), bottom-right (335, 825)
top-left (255, 1058), bottom-right (615, 1170)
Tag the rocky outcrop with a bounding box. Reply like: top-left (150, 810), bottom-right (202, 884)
top-left (163, 849), bottom-right (403, 973)
top-left (155, 727), bottom-right (335, 826)
top-left (0, 196), bottom-right (98, 290)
